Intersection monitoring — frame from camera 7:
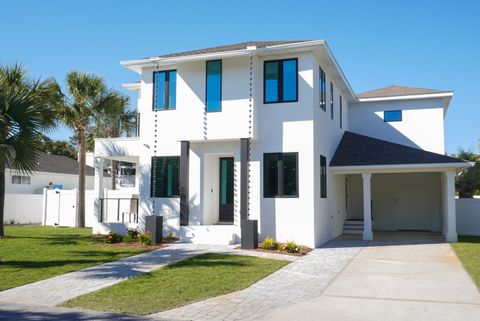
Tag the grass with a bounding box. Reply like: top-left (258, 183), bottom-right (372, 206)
top-left (0, 226), bottom-right (148, 291)
top-left (451, 235), bottom-right (480, 288)
top-left (63, 253), bottom-right (289, 315)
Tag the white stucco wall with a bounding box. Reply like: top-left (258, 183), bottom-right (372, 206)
top-left (346, 172), bottom-right (443, 232)
top-left (349, 98), bottom-right (445, 154)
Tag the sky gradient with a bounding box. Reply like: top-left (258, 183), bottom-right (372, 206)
top-left (1, 0), bottom-right (478, 154)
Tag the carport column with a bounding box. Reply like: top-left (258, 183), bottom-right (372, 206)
top-left (362, 173), bottom-right (373, 241)
top-left (444, 171), bottom-right (458, 242)
top-left (94, 157), bottom-right (104, 222)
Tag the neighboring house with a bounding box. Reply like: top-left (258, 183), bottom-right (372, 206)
top-left (93, 40), bottom-right (469, 247)
top-left (6, 152), bottom-right (98, 194)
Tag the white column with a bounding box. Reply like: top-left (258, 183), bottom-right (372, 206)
top-left (94, 157), bottom-right (104, 223)
top-left (444, 171), bottom-right (458, 242)
top-left (362, 173), bottom-right (373, 241)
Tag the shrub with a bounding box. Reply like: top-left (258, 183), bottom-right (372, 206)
top-left (104, 232), bottom-right (122, 244)
top-left (165, 231), bottom-right (177, 241)
top-left (123, 234), bottom-right (134, 243)
top-left (139, 232), bottom-right (152, 246)
top-left (261, 236), bottom-right (279, 250)
top-left (283, 240), bottom-right (300, 254)
top-left (126, 229), bottom-right (139, 240)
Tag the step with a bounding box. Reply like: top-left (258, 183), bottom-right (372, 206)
top-left (344, 219), bottom-right (365, 226)
top-left (179, 225), bottom-right (239, 245)
top-left (343, 224), bottom-right (363, 230)
top-left (343, 229), bottom-right (363, 235)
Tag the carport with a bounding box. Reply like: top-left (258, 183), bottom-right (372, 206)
top-left (330, 132), bottom-right (470, 242)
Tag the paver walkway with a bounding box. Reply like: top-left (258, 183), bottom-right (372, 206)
top-left (0, 243), bottom-right (295, 308)
top-left (153, 240), bottom-right (365, 321)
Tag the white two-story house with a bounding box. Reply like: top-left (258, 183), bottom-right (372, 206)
top-left (93, 40), bottom-right (468, 248)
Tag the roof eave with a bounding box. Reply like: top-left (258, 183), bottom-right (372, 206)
top-left (330, 162), bottom-right (470, 174)
top-left (120, 40), bottom-right (327, 74)
top-left (356, 91), bottom-right (454, 102)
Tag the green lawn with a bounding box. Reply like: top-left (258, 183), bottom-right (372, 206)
top-left (452, 235), bottom-right (480, 288)
top-left (0, 226), bottom-right (148, 291)
top-left (63, 253), bottom-right (289, 315)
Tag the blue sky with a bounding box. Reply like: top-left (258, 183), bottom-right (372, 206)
top-left (1, 0), bottom-right (478, 154)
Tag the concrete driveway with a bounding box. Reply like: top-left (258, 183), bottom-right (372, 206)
top-left (262, 239), bottom-right (480, 321)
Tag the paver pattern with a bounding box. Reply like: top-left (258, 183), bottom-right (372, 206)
top-left (0, 243), bottom-right (295, 308)
top-left (153, 240), bottom-right (365, 320)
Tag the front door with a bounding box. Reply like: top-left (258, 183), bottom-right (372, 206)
top-left (219, 157), bottom-right (234, 223)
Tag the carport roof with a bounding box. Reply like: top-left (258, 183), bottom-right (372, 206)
top-left (330, 132), bottom-right (467, 167)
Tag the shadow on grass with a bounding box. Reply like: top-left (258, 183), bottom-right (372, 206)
top-left (458, 236), bottom-right (480, 243)
top-left (0, 305), bottom-right (138, 321)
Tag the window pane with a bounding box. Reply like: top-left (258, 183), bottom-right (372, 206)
top-left (206, 60), bottom-right (221, 112)
top-left (282, 60), bottom-right (297, 101)
top-left (384, 110), bottom-right (402, 122)
top-left (264, 154), bottom-right (279, 197)
top-left (166, 157), bottom-right (179, 196)
top-left (168, 71), bottom-right (176, 109)
top-left (339, 96), bottom-right (343, 128)
top-left (283, 153), bottom-right (298, 196)
top-left (320, 67), bottom-right (326, 110)
top-left (330, 82), bottom-right (334, 119)
top-left (153, 72), bottom-right (166, 110)
top-left (320, 155), bottom-right (327, 198)
top-left (151, 157), bottom-right (179, 197)
top-left (265, 61), bottom-right (279, 103)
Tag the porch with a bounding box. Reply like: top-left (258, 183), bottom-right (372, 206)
top-left (330, 132), bottom-right (470, 242)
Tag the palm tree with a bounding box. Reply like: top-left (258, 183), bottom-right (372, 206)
top-left (0, 64), bottom-right (55, 236)
top-left (94, 94), bottom-right (134, 189)
top-left (54, 71), bottom-right (118, 228)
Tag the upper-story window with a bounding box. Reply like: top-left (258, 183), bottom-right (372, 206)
top-left (153, 70), bottom-right (176, 110)
top-left (339, 95), bottom-right (343, 129)
top-left (264, 58), bottom-right (298, 104)
top-left (384, 110), bottom-right (402, 122)
top-left (206, 60), bottom-right (222, 112)
top-left (330, 81), bottom-right (334, 119)
top-left (319, 67), bottom-right (326, 111)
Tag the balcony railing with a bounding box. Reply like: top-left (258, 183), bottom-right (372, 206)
top-left (97, 113), bottom-right (140, 138)
top-left (100, 197), bottom-right (139, 223)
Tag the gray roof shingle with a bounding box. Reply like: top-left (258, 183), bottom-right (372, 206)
top-left (356, 85), bottom-right (451, 99)
top-left (152, 40), bottom-right (310, 59)
top-left (330, 131), bottom-right (466, 167)
top-left (8, 152), bottom-right (94, 176)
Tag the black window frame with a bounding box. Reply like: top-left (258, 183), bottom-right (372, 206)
top-left (150, 156), bottom-right (180, 198)
top-left (339, 95), bottom-right (343, 129)
top-left (319, 67), bottom-right (326, 111)
top-left (263, 152), bottom-right (299, 198)
top-left (263, 58), bottom-right (299, 104)
top-left (152, 69), bottom-right (176, 111)
top-left (320, 155), bottom-right (327, 198)
top-left (330, 81), bottom-right (334, 119)
top-left (384, 110), bottom-right (402, 122)
top-left (205, 59), bottom-right (222, 112)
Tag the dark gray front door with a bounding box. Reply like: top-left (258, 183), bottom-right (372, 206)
top-left (219, 157), bottom-right (234, 223)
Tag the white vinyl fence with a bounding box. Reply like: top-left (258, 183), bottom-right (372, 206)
top-left (3, 193), bottom-right (44, 224)
top-left (41, 188), bottom-right (138, 230)
top-left (456, 198), bottom-right (480, 236)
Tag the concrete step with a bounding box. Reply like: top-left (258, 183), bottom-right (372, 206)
top-left (343, 224), bottom-right (364, 230)
top-left (343, 229), bottom-right (363, 234)
top-left (179, 225), bottom-right (239, 245)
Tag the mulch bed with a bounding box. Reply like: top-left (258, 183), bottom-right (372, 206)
top-left (101, 237), bottom-right (180, 250)
top-left (238, 243), bottom-right (312, 256)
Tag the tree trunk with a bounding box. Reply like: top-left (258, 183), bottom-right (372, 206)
top-left (77, 129), bottom-right (86, 228)
top-left (111, 160), bottom-right (117, 190)
top-left (0, 166), bottom-right (5, 237)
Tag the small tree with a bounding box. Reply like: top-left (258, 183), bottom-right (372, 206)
top-left (455, 149), bottom-right (480, 198)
